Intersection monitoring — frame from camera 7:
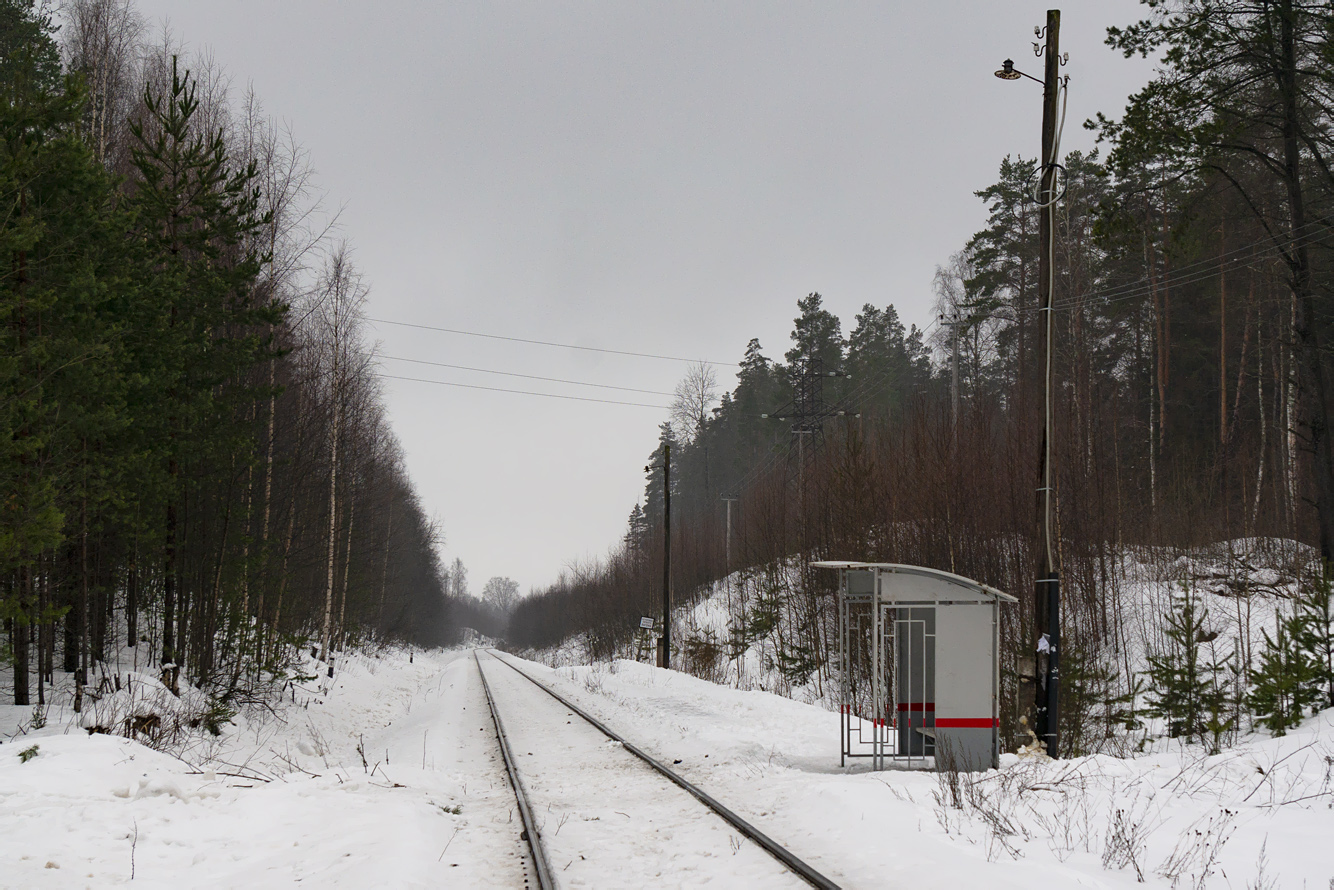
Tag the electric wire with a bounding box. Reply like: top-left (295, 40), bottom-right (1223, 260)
top-left (373, 202), bottom-right (1322, 501)
top-left (726, 360), bottom-right (903, 502)
top-left (368, 317), bottom-right (729, 366)
top-left (1040, 78), bottom-right (1061, 571)
top-left (379, 373), bottom-right (671, 408)
top-left (1030, 73), bottom-right (1069, 209)
top-left (1048, 218), bottom-right (1332, 313)
top-left (725, 315), bottom-right (943, 500)
top-left (380, 354), bottom-right (676, 396)
top-left (726, 357), bottom-right (902, 500)
top-left (953, 214), bottom-right (1333, 327)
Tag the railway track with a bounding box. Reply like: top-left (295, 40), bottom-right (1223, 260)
top-left (474, 648), bottom-right (840, 889)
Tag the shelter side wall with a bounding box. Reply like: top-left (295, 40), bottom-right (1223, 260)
top-left (935, 604), bottom-right (998, 771)
top-left (934, 604), bottom-right (996, 724)
top-left (935, 728), bottom-right (994, 772)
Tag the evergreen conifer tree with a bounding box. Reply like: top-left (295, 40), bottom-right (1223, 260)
top-left (784, 292), bottom-right (843, 370)
top-left (642, 422), bottom-right (676, 525)
top-left (1, 0), bottom-right (127, 704)
top-left (1145, 585), bottom-right (1234, 751)
top-left (1247, 615), bottom-right (1320, 736)
top-left (1292, 576), bottom-right (1334, 709)
top-left (127, 55), bottom-right (278, 686)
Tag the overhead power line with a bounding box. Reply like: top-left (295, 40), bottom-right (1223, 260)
top-left (381, 355), bottom-right (676, 396)
top-left (1051, 223), bottom-right (1326, 313)
top-left (379, 373), bottom-right (671, 408)
top-left (947, 217), bottom-right (1332, 326)
top-left (368, 317), bottom-right (729, 367)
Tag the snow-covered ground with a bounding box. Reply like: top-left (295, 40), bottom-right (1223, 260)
top-left (477, 651), bottom-right (808, 887)
top-left (1, 648), bottom-right (525, 888)
top-left (540, 656), bottom-right (1334, 889)
top-left (4, 640), bottom-right (1332, 888)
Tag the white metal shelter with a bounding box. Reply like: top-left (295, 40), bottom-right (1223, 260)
top-left (813, 562), bottom-right (1017, 771)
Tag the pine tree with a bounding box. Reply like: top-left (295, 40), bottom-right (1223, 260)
top-left (127, 55), bottom-right (277, 687)
top-left (721, 339), bottom-right (780, 489)
top-left (845, 303), bottom-right (931, 422)
top-left (1104, 0), bottom-right (1334, 565)
top-left (1291, 576), bottom-right (1334, 709)
top-left (1, 0), bottom-right (127, 705)
top-left (642, 422), bottom-right (676, 525)
top-left (784, 292), bottom-right (843, 370)
top-left (625, 503), bottom-right (649, 553)
top-left (1144, 585), bottom-right (1234, 751)
top-left (1280, 579), bottom-right (1334, 709)
top-left (1057, 644), bottom-right (1141, 757)
top-left (1247, 614), bottom-right (1320, 736)
top-left (0, 1), bottom-right (61, 95)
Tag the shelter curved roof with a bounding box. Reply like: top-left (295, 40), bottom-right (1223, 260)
top-left (809, 561), bottom-right (1018, 604)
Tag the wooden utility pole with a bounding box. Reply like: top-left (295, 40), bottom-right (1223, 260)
top-left (722, 496), bottom-right (738, 571)
top-left (661, 442), bottom-right (672, 669)
top-left (1034, 8), bottom-right (1062, 758)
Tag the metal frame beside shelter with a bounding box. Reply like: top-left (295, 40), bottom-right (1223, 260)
top-left (814, 561), bottom-right (1017, 771)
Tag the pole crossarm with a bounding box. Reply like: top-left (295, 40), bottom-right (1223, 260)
top-left (762, 356), bottom-right (858, 442)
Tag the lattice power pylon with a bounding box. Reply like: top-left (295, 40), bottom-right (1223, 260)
top-left (761, 356), bottom-right (858, 494)
top-left (763, 356), bottom-right (853, 446)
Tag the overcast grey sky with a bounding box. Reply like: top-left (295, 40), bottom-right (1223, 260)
top-left (129, 1), bottom-right (1154, 595)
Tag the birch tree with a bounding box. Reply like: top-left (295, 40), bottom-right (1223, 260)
top-left (314, 246), bottom-right (367, 670)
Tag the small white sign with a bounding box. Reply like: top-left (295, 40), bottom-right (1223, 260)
top-left (640, 617), bottom-right (655, 629)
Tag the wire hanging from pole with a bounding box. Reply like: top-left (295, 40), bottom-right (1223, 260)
top-left (1029, 73), bottom-right (1069, 209)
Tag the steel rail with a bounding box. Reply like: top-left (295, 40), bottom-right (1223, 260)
top-left (483, 649), bottom-right (841, 890)
top-left (473, 650), bottom-right (557, 890)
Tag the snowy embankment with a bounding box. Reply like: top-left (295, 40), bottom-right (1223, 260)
top-left (535, 656), bottom-right (1334, 889)
top-left (515, 538), bottom-right (1334, 887)
top-left (0, 648), bottom-right (522, 889)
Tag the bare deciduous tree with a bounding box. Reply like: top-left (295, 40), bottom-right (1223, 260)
top-left (60, 0), bottom-right (143, 166)
top-left (314, 245), bottom-right (369, 668)
top-left (482, 576), bottom-right (521, 618)
top-left (448, 558), bottom-right (470, 601)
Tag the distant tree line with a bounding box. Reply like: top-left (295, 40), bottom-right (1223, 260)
top-left (508, 0), bottom-right (1334, 749)
top-left (2, 0), bottom-right (460, 710)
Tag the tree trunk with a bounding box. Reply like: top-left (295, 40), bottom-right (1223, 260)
top-left (1279, 7), bottom-right (1334, 567)
top-left (163, 462), bottom-right (178, 693)
top-left (321, 370), bottom-right (340, 669)
top-left (337, 488), bottom-right (354, 649)
top-left (126, 526), bottom-right (137, 647)
top-left (13, 569), bottom-right (29, 706)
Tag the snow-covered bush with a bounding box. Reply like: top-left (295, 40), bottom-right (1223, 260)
top-left (78, 671), bottom-right (231, 746)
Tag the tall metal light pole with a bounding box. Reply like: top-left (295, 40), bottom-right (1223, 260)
top-left (997, 9), bottom-right (1066, 758)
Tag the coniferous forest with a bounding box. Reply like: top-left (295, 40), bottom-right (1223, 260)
top-left (2, 0), bottom-right (466, 711)
top-left (507, 1), bottom-right (1334, 753)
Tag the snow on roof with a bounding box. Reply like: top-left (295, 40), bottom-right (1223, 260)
top-left (809, 561), bottom-right (1019, 603)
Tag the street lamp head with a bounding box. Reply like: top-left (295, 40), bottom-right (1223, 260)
top-left (995, 59), bottom-right (1021, 80)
